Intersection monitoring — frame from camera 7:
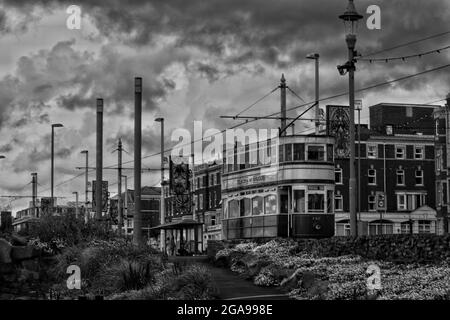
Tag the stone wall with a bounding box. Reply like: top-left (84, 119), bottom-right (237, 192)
top-left (0, 235), bottom-right (49, 300)
top-left (209, 234), bottom-right (450, 264)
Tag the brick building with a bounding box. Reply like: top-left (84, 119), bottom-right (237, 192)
top-left (193, 161), bottom-right (222, 246)
top-left (433, 94), bottom-right (450, 234)
top-left (333, 103), bottom-right (440, 235)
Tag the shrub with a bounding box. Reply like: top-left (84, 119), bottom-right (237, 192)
top-left (120, 261), bottom-right (154, 291)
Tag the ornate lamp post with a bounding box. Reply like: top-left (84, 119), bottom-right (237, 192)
top-left (338, 0), bottom-right (363, 236)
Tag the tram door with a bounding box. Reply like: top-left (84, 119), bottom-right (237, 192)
top-left (291, 187), bottom-right (306, 237)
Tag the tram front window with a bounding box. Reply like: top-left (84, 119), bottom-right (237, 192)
top-left (293, 190), bottom-right (305, 213)
top-left (308, 193), bottom-right (324, 212)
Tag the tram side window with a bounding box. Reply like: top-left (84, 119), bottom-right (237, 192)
top-left (264, 195), bottom-right (277, 214)
top-left (308, 193), bottom-right (324, 212)
top-left (252, 196), bottom-right (263, 215)
top-left (228, 200), bottom-right (239, 218)
top-left (293, 190), bottom-right (305, 213)
top-left (307, 145), bottom-right (325, 161)
top-left (241, 198), bottom-right (251, 216)
top-left (293, 143), bottom-right (305, 161)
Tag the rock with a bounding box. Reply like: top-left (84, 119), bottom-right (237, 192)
top-left (21, 259), bottom-right (40, 272)
top-left (11, 234), bottom-right (28, 246)
top-left (11, 246), bottom-right (40, 261)
top-left (0, 238), bottom-right (12, 263)
top-left (0, 262), bottom-right (15, 274)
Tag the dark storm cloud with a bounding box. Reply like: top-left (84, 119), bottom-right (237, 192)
top-left (2, 0), bottom-right (449, 96)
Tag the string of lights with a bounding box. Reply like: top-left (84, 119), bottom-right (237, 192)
top-left (357, 45), bottom-right (450, 63)
top-left (359, 30), bottom-right (450, 59)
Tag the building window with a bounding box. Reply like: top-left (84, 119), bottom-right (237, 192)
top-left (397, 194), bottom-right (406, 210)
top-left (335, 167), bottom-right (343, 184)
top-left (211, 215), bottom-right (216, 226)
top-left (334, 194), bottom-right (343, 211)
top-left (368, 168), bottom-right (376, 185)
top-left (293, 190), bottom-right (305, 213)
top-left (415, 170), bottom-right (424, 186)
top-left (307, 145), bottom-right (325, 161)
top-left (308, 193), bottom-right (324, 212)
top-left (369, 222), bottom-right (394, 235)
top-left (252, 196), bottom-right (264, 215)
top-left (368, 195), bottom-right (376, 211)
top-left (436, 148), bottom-right (443, 172)
top-left (396, 169), bottom-right (405, 185)
top-left (336, 222), bottom-right (351, 236)
top-left (418, 220), bottom-right (432, 234)
top-left (367, 145), bottom-right (377, 158)
top-left (395, 146), bottom-right (406, 159)
top-left (264, 195), bottom-right (277, 214)
top-left (414, 146), bottom-right (424, 160)
top-left (199, 194), bottom-right (203, 210)
top-left (210, 191), bottom-right (215, 208)
top-left (400, 222), bottom-right (411, 234)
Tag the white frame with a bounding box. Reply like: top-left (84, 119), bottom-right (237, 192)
top-left (367, 144), bottom-right (378, 158)
top-left (335, 167), bottom-right (343, 184)
top-left (368, 168), bottom-right (377, 185)
top-left (368, 195), bottom-right (376, 211)
top-left (414, 146), bottom-right (424, 160)
top-left (395, 145), bottom-right (406, 159)
top-left (415, 169), bottom-right (424, 186)
top-left (396, 169), bottom-right (405, 186)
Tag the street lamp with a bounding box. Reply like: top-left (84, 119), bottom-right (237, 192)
top-left (51, 123), bottom-right (64, 212)
top-left (72, 191), bottom-right (79, 218)
top-left (355, 100), bottom-right (362, 226)
top-left (306, 53), bottom-right (320, 134)
top-left (80, 150), bottom-right (89, 206)
top-left (155, 117), bottom-right (165, 251)
top-left (338, 0), bottom-right (363, 236)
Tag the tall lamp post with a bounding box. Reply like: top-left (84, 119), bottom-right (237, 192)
top-left (80, 150), bottom-right (89, 206)
top-left (355, 100), bottom-right (362, 225)
top-left (73, 191), bottom-right (79, 218)
top-left (51, 123), bottom-right (64, 213)
top-left (155, 117), bottom-right (165, 252)
top-left (338, 0), bottom-right (363, 236)
top-left (306, 53), bottom-right (320, 134)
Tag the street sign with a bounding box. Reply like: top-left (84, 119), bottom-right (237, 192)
top-left (376, 193), bottom-right (385, 210)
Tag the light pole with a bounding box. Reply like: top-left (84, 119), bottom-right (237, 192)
top-left (306, 53), bottom-right (320, 134)
top-left (73, 191), bottom-right (79, 218)
top-left (338, 0), bottom-right (363, 237)
top-left (80, 150), bottom-right (89, 206)
top-left (51, 123), bottom-right (64, 213)
top-left (355, 100), bottom-right (362, 227)
top-left (155, 117), bottom-right (165, 251)
top-left (122, 175), bottom-right (128, 234)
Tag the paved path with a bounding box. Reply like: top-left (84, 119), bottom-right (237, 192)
top-left (168, 256), bottom-right (291, 300)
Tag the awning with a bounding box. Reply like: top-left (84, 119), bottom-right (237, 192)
top-left (150, 219), bottom-right (203, 230)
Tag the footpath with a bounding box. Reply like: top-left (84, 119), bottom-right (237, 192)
top-left (168, 256), bottom-right (291, 300)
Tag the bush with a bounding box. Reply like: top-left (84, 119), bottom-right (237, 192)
top-left (109, 264), bottom-right (218, 300)
top-left (120, 261), bottom-right (154, 291)
top-left (28, 213), bottom-right (116, 249)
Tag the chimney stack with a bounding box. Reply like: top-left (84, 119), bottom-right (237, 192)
top-left (133, 77), bottom-right (143, 246)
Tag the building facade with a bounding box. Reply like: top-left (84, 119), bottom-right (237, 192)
top-left (193, 162), bottom-right (222, 247)
top-left (333, 103), bottom-right (440, 235)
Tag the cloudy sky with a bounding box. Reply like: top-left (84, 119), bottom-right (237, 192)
top-left (0, 0), bottom-right (449, 213)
